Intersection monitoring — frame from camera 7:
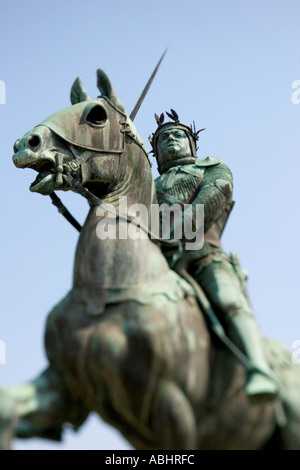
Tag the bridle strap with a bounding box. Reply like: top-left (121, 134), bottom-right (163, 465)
top-left (49, 173), bottom-right (180, 248)
top-left (48, 173), bottom-right (102, 232)
top-left (49, 192), bottom-right (82, 232)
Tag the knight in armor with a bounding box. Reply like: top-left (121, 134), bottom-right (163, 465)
top-left (149, 110), bottom-right (278, 402)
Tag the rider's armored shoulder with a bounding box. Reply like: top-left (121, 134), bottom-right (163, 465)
top-left (196, 156), bottom-right (223, 167)
top-left (200, 160), bottom-right (233, 189)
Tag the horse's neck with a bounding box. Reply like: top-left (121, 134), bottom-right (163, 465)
top-left (73, 168), bottom-right (169, 288)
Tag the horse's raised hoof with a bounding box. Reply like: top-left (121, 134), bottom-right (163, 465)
top-left (245, 372), bottom-right (279, 404)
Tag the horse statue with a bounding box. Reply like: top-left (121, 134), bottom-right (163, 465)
top-left (1, 69), bottom-right (300, 450)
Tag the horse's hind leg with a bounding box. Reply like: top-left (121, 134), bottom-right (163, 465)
top-left (275, 395), bottom-right (300, 449)
top-left (0, 390), bottom-right (17, 449)
top-left (0, 367), bottom-right (83, 449)
top-left (152, 380), bottom-right (197, 450)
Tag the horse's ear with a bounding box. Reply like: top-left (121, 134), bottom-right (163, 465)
top-left (97, 69), bottom-right (125, 113)
top-left (96, 69), bottom-right (112, 98)
top-left (70, 77), bottom-right (90, 104)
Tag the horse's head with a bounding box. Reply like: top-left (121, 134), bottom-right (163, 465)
top-left (12, 70), bottom-right (151, 202)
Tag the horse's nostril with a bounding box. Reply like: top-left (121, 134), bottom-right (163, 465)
top-left (28, 135), bottom-right (41, 149)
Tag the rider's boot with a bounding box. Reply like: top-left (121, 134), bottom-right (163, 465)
top-left (229, 314), bottom-right (279, 403)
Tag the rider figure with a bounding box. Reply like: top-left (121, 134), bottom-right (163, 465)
top-left (149, 110), bottom-right (279, 402)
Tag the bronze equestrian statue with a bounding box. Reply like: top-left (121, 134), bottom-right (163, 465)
top-left (0, 69), bottom-right (300, 450)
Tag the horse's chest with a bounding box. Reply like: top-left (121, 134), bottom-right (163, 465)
top-left (45, 294), bottom-right (126, 380)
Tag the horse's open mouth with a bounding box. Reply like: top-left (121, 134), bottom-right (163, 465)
top-left (28, 160), bottom-right (56, 193)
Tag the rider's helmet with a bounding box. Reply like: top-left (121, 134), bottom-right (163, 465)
top-left (148, 109), bottom-right (205, 173)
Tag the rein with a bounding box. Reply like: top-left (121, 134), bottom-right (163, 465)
top-left (49, 172), bottom-right (179, 248)
top-left (50, 192), bottom-right (82, 232)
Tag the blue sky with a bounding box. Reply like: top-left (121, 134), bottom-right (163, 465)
top-left (1, 0), bottom-right (299, 450)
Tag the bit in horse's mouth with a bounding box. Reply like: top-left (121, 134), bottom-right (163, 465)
top-left (28, 160), bottom-right (55, 190)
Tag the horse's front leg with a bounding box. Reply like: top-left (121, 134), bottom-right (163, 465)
top-left (0, 367), bottom-right (80, 449)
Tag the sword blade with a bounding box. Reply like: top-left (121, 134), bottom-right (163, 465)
top-left (129, 48), bottom-right (167, 121)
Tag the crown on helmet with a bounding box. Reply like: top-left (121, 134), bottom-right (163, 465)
top-left (148, 109), bottom-right (205, 159)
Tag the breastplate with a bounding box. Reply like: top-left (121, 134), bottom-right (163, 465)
top-left (158, 174), bottom-right (202, 204)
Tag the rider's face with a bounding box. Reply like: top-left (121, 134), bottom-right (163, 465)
top-left (156, 128), bottom-right (192, 163)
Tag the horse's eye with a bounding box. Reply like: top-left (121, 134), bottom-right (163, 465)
top-left (85, 105), bottom-right (107, 126)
